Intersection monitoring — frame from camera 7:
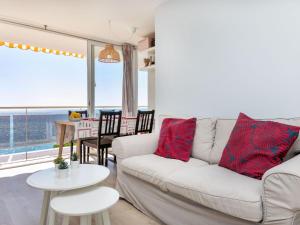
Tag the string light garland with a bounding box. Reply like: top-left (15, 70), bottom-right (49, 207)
top-left (0, 40), bottom-right (84, 59)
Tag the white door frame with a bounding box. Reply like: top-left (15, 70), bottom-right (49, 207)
top-left (87, 40), bottom-right (109, 117)
top-left (87, 40), bottom-right (95, 117)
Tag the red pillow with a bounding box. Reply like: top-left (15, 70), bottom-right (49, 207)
top-left (155, 118), bottom-right (197, 162)
top-left (219, 113), bottom-right (300, 179)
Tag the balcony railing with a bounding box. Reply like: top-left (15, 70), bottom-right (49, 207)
top-left (0, 105), bottom-right (146, 165)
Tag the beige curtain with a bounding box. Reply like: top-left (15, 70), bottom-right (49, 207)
top-left (122, 44), bottom-right (138, 117)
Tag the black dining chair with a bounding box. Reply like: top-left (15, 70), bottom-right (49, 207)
top-left (134, 110), bottom-right (155, 135)
top-left (68, 110), bottom-right (88, 157)
top-left (81, 110), bottom-right (122, 166)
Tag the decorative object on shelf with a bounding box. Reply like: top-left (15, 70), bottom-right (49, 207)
top-left (98, 44), bottom-right (120, 63)
top-left (138, 34), bottom-right (155, 72)
top-left (70, 152), bottom-right (79, 168)
top-left (149, 56), bottom-right (155, 65)
top-left (144, 58), bottom-right (151, 67)
top-left (53, 156), bottom-right (64, 170)
top-left (69, 111), bottom-right (82, 122)
top-left (138, 33), bottom-right (155, 51)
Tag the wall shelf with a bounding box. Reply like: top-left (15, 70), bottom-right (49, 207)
top-left (142, 46), bottom-right (155, 55)
top-left (137, 35), bottom-right (156, 110)
top-left (139, 65), bottom-right (155, 71)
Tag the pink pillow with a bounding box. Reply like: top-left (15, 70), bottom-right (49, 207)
top-left (155, 118), bottom-right (197, 162)
top-left (219, 113), bottom-right (300, 179)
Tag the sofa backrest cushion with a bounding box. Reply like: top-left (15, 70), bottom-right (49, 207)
top-left (193, 118), bottom-right (217, 162)
top-left (211, 117), bottom-right (300, 164)
top-left (274, 118), bottom-right (300, 160)
top-left (211, 119), bottom-right (236, 164)
top-left (157, 115), bottom-right (216, 162)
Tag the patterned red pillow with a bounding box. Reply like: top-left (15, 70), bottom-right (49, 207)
top-left (155, 118), bottom-right (197, 162)
top-left (219, 113), bottom-right (300, 179)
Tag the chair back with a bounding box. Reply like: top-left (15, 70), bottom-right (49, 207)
top-left (135, 110), bottom-right (155, 135)
top-left (68, 110), bottom-right (88, 118)
top-left (98, 110), bottom-right (122, 137)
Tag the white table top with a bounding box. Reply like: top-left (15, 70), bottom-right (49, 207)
top-left (51, 186), bottom-right (119, 216)
top-left (26, 164), bottom-right (110, 191)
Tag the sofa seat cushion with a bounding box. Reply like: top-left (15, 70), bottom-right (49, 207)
top-left (166, 165), bottom-right (263, 222)
top-left (121, 154), bottom-right (208, 191)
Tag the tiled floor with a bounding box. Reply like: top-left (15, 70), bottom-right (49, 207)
top-left (0, 161), bottom-right (162, 225)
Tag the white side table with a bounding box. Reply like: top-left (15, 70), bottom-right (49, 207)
top-left (50, 186), bottom-right (119, 225)
top-left (26, 164), bottom-right (110, 225)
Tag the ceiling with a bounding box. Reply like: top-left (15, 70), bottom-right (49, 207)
top-left (0, 0), bottom-right (167, 45)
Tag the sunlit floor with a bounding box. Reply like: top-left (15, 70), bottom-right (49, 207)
top-left (0, 147), bottom-right (70, 169)
top-left (0, 160), bottom-right (162, 225)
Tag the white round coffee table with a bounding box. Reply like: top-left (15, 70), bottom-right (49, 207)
top-left (26, 164), bottom-right (110, 225)
top-left (50, 186), bottom-right (119, 225)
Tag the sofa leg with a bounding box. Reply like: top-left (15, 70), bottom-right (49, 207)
top-left (114, 154), bottom-right (117, 164)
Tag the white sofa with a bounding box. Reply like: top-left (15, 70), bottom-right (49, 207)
top-left (112, 116), bottom-right (300, 225)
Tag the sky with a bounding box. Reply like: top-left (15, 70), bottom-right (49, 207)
top-left (0, 46), bottom-right (148, 107)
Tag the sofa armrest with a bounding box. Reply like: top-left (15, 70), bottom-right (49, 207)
top-left (112, 133), bottom-right (159, 160)
top-left (262, 154), bottom-right (300, 224)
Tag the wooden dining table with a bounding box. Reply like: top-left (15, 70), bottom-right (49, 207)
top-left (55, 120), bottom-right (80, 157)
top-left (55, 117), bottom-right (137, 158)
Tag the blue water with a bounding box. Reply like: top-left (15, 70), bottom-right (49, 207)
top-left (0, 143), bottom-right (55, 155)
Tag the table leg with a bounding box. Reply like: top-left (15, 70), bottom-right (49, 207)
top-left (48, 208), bottom-right (55, 225)
top-left (77, 139), bottom-right (82, 163)
top-left (62, 216), bottom-right (69, 225)
top-left (102, 211), bottom-right (111, 225)
top-left (87, 215), bottom-right (92, 225)
top-left (80, 215), bottom-right (91, 225)
top-left (95, 213), bottom-right (103, 225)
top-left (40, 191), bottom-right (51, 225)
top-left (58, 124), bottom-right (67, 157)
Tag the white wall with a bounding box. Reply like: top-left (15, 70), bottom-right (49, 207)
top-left (156, 0), bottom-right (300, 119)
top-left (148, 71), bottom-right (156, 110)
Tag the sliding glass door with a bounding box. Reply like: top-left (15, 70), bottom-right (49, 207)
top-left (87, 41), bottom-right (123, 117)
top-left (0, 39), bottom-right (87, 163)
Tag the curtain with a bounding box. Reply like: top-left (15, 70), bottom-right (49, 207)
top-left (122, 44), bottom-right (138, 117)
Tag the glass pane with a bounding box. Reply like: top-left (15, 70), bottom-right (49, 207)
top-left (0, 108), bottom-right (87, 164)
top-left (0, 115), bottom-right (10, 149)
top-left (0, 47), bottom-right (87, 107)
top-left (26, 109), bottom-right (69, 145)
top-left (94, 45), bottom-right (123, 111)
top-left (0, 41), bottom-right (87, 164)
top-left (13, 113), bottom-right (27, 147)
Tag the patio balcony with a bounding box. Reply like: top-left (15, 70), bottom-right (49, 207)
top-left (0, 106), bottom-right (124, 167)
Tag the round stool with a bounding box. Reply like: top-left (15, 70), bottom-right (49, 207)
top-left (49, 186), bottom-right (119, 225)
